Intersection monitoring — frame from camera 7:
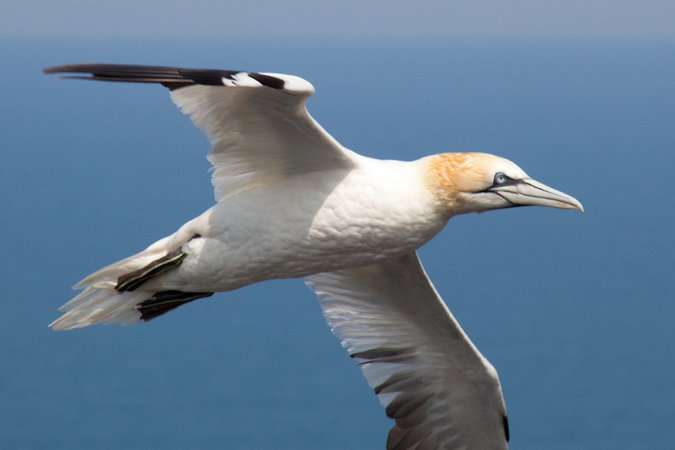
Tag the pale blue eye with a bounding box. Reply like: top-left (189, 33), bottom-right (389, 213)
top-left (494, 172), bottom-right (508, 185)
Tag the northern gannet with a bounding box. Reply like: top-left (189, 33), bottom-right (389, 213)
top-left (44, 64), bottom-right (583, 450)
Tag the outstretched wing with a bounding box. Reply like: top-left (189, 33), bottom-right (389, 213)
top-left (44, 63), bottom-right (357, 200)
top-left (306, 252), bottom-right (509, 450)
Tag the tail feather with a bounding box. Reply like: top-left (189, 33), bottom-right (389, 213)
top-left (73, 237), bottom-right (171, 290)
top-left (50, 288), bottom-right (147, 330)
top-left (54, 232), bottom-right (209, 330)
top-left (53, 246), bottom-right (167, 330)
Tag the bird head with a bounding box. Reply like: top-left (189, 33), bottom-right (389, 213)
top-left (426, 152), bottom-right (583, 217)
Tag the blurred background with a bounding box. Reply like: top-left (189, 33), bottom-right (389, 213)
top-left (1, 1), bottom-right (674, 449)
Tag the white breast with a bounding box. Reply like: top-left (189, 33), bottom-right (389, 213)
top-left (159, 157), bottom-right (446, 292)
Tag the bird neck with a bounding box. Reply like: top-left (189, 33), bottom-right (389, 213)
top-left (424, 152), bottom-right (485, 217)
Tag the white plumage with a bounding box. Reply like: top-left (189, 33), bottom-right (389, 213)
top-left (45, 63), bottom-right (583, 450)
top-left (307, 253), bottom-right (508, 449)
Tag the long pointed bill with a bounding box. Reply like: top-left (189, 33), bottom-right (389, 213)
top-left (492, 178), bottom-right (584, 211)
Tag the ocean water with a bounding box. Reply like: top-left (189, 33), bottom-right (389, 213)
top-left (1, 39), bottom-right (674, 449)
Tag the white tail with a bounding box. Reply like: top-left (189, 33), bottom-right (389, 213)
top-left (51, 237), bottom-right (174, 330)
top-left (50, 287), bottom-right (149, 330)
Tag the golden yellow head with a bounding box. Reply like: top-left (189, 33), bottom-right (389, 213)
top-left (425, 152), bottom-right (583, 216)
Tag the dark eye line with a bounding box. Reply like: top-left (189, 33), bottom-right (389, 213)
top-left (494, 172), bottom-right (510, 185)
top-left (476, 173), bottom-right (519, 193)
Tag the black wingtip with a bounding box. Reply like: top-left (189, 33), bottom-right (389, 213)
top-left (44, 63), bottom-right (104, 75)
top-left (43, 63), bottom-right (287, 91)
top-left (503, 414), bottom-right (510, 442)
top-left (248, 73), bottom-right (286, 89)
top-left (43, 65), bottom-right (70, 74)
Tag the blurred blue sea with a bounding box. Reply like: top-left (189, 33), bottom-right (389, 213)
top-left (1, 39), bottom-right (674, 449)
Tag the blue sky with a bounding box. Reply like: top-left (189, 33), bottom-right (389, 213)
top-left (4, 0), bottom-right (675, 40)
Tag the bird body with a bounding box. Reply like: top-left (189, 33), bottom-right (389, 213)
top-left (78, 155), bottom-right (444, 296)
top-left (44, 63), bottom-right (583, 449)
top-left (187, 155), bottom-right (443, 287)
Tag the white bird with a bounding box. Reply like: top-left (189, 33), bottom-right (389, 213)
top-left (44, 64), bottom-right (583, 450)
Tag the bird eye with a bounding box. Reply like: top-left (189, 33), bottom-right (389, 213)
top-left (494, 172), bottom-right (508, 185)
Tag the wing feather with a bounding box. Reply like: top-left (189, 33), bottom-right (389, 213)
top-left (44, 63), bottom-right (357, 200)
top-left (306, 252), bottom-right (509, 450)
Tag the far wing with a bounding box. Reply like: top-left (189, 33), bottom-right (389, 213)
top-left (44, 64), bottom-right (357, 200)
top-left (306, 252), bottom-right (509, 450)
